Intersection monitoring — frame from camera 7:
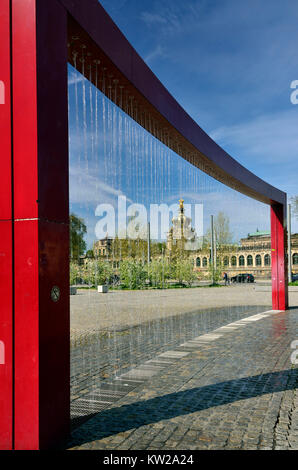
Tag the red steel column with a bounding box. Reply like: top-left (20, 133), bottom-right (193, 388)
top-left (271, 203), bottom-right (288, 311)
top-left (0, 0), bottom-right (13, 450)
top-left (12, 0), bottom-right (69, 449)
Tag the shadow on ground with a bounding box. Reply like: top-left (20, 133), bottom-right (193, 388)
top-left (65, 368), bottom-right (297, 448)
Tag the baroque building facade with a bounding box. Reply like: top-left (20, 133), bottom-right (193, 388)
top-left (92, 200), bottom-right (298, 280)
top-left (192, 231), bottom-right (298, 280)
top-left (166, 201), bottom-right (298, 279)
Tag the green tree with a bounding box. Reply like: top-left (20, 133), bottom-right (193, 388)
top-left (208, 258), bottom-right (223, 285)
top-left (120, 259), bottom-right (147, 289)
top-left (174, 259), bottom-right (196, 287)
top-left (151, 242), bottom-right (167, 258)
top-left (204, 212), bottom-right (233, 247)
top-left (70, 261), bottom-right (80, 285)
top-left (82, 259), bottom-right (113, 286)
top-left (109, 237), bottom-right (166, 262)
top-left (86, 249), bottom-right (94, 259)
top-left (70, 213), bottom-right (87, 260)
top-left (149, 259), bottom-right (170, 288)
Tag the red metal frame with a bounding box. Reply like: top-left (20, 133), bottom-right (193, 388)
top-left (12, 0), bottom-right (69, 450)
top-left (271, 204), bottom-right (288, 311)
top-left (0, 0), bottom-right (13, 450)
top-left (0, 0), bottom-right (288, 450)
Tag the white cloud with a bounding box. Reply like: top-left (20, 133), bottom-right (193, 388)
top-left (69, 163), bottom-right (131, 205)
top-left (68, 71), bottom-right (84, 86)
top-left (210, 109), bottom-right (298, 165)
top-left (140, 12), bottom-right (167, 26)
top-left (144, 45), bottom-right (166, 65)
top-left (140, 7), bottom-right (183, 35)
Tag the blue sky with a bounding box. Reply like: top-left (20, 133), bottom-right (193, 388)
top-left (98, 0), bottom-right (298, 208)
top-left (68, 0), bottom-right (298, 247)
top-left (68, 65), bottom-right (271, 248)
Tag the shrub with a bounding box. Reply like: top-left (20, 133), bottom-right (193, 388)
top-left (174, 259), bottom-right (197, 287)
top-left (208, 259), bottom-right (223, 285)
top-left (148, 259), bottom-right (170, 288)
top-left (70, 261), bottom-right (81, 285)
top-left (82, 259), bottom-right (113, 286)
top-left (120, 259), bottom-right (147, 289)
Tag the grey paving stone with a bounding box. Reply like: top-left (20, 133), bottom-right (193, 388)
top-left (66, 308), bottom-right (298, 450)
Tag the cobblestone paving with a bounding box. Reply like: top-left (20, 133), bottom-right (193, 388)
top-left (66, 308), bottom-right (298, 450)
top-left (70, 304), bottom-right (269, 407)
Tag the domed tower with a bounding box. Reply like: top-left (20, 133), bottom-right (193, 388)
top-left (167, 199), bottom-right (197, 255)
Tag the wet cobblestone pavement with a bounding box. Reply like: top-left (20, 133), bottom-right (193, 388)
top-left (66, 308), bottom-right (298, 450)
top-left (70, 304), bottom-right (269, 407)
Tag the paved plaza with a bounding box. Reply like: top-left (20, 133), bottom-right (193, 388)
top-left (70, 284), bottom-right (274, 332)
top-left (65, 287), bottom-right (298, 450)
top-left (70, 285), bottom-right (276, 411)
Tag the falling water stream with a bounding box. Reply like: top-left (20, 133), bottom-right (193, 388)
top-left (68, 55), bottom-right (272, 426)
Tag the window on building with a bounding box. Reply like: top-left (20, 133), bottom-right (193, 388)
top-left (196, 257), bottom-right (201, 267)
top-left (231, 256), bottom-right (237, 266)
top-left (247, 255), bottom-right (253, 266)
top-left (224, 257), bottom-right (229, 267)
top-left (264, 254), bottom-right (271, 266)
top-left (239, 255), bottom-right (245, 266)
top-left (293, 253), bottom-right (298, 265)
top-left (203, 257), bottom-right (207, 267)
top-left (256, 255), bottom-right (262, 266)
